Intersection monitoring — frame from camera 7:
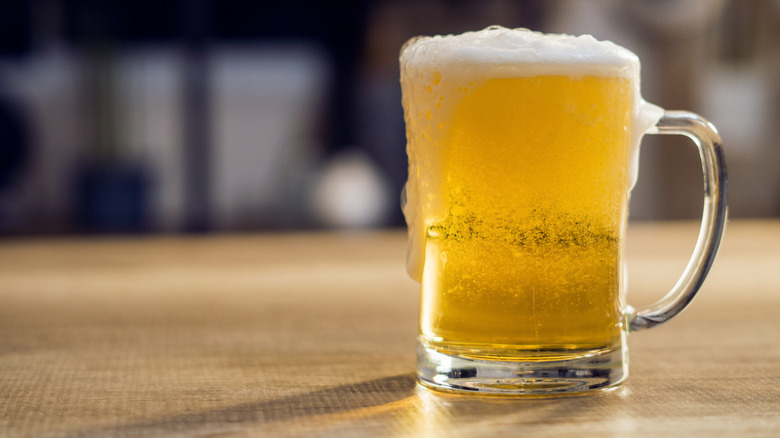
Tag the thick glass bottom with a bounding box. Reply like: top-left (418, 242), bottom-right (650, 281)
top-left (417, 338), bottom-right (627, 396)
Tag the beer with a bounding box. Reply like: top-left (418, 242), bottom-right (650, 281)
top-left (401, 27), bottom-right (643, 360)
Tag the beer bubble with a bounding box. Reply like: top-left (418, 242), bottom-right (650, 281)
top-left (432, 70), bottom-right (442, 86)
top-left (426, 224), bottom-right (446, 239)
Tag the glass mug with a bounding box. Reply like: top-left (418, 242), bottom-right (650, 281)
top-left (400, 27), bottom-right (727, 395)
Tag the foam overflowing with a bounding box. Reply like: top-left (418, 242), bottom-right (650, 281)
top-left (400, 27), bottom-right (664, 282)
top-left (401, 26), bottom-right (640, 77)
top-left (401, 27), bottom-right (663, 183)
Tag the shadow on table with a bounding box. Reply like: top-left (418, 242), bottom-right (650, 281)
top-left (66, 373), bottom-right (637, 437)
top-left (65, 373), bottom-right (419, 437)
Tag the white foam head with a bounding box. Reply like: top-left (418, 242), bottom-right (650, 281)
top-left (401, 26), bottom-right (640, 78)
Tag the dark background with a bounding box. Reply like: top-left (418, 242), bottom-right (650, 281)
top-left (0, 0), bottom-right (777, 235)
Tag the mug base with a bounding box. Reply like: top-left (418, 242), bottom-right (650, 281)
top-left (417, 341), bottom-right (627, 396)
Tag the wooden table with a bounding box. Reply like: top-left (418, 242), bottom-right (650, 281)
top-left (1, 221), bottom-right (778, 437)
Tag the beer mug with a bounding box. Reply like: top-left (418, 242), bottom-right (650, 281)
top-left (400, 27), bottom-right (727, 395)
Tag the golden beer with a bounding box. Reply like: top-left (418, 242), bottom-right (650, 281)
top-left (417, 75), bottom-right (630, 358)
top-left (401, 29), bottom-right (635, 362)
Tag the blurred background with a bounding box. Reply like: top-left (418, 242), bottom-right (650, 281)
top-left (0, 0), bottom-right (778, 235)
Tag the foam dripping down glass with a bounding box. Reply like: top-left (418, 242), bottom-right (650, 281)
top-left (400, 27), bottom-right (728, 395)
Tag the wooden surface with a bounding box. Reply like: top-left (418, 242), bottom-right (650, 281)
top-left (1, 220), bottom-right (779, 437)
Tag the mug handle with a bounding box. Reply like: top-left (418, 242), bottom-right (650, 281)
top-left (628, 111), bottom-right (728, 332)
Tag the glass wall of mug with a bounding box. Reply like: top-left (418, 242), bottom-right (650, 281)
top-left (400, 28), bottom-right (727, 395)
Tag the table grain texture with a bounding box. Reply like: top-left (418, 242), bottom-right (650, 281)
top-left (0, 220), bottom-right (778, 437)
